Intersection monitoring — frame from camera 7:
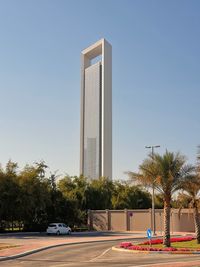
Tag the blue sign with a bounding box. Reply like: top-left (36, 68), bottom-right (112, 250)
top-left (147, 228), bottom-right (152, 239)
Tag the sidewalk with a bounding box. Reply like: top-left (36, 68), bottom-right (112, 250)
top-left (0, 231), bottom-right (195, 261)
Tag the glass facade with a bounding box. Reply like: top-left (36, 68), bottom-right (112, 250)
top-left (83, 62), bottom-right (101, 179)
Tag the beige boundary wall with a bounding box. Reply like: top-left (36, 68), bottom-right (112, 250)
top-left (88, 209), bottom-right (195, 232)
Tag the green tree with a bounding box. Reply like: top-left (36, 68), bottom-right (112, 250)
top-left (18, 163), bottom-right (51, 230)
top-left (112, 181), bottom-right (151, 209)
top-left (0, 161), bottom-right (21, 230)
top-left (172, 193), bottom-right (191, 209)
top-left (58, 175), bottom-right (88, 225)
top-left (177, 170), bottom-right (200, 243)
top-left (154, 193), bottom-right (164, 209)
top-left (47, 172), bottom-right (60, 222)
top-left (86, 177), bottom-right (114, 210)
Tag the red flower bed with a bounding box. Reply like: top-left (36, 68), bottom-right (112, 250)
top-left (120, 244), bottom-right (178, 252)
top-left (119, 236), bottom-right (196, 252)
top-left (162, 247), bottom-right (177, 251)
top-left (120, 242), bottom-right (132, 248)
top-left (141, 236), bottom-right (194, 245)
top-left (141, 239), bottom-right (162, 245)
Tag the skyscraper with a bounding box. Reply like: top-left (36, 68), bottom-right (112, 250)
top-left (80, 38), bottom-right (112, 180)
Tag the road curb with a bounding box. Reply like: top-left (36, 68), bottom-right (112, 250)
top-left (0, 232), bottom-right (40, 236)
top-left (0, 236), bottom-right (147, 262)
top-left (112, 246), bottom-right (200, 255)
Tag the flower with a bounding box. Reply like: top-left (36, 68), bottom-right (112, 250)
top-left (140, 236), bottom-right (194, 245)
top-left (119, 236), bottom-right (196, 252)
top-left (120, 242), bottom-right (132, 248)
top-left (162, 247), bottom-right (177, 251)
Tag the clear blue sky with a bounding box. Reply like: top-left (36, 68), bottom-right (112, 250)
top-left (0, 0), bottom-right (200, 179)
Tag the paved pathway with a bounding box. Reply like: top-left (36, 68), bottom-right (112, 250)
top-left (0, 231), bottom-right (146, 259)
top-left (0, 231), bottom-right (196, 263)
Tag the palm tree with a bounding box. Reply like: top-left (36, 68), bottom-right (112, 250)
top-left (128, 150), bottom-right (192, 247)
top-left (197, 145), bottom-right (200, 175)
top-left (178, 173), bottom-right (200, 243)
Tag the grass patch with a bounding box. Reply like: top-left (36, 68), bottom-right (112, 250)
top-left (140, 240), bottom-right (200, 250)
top-left (0, 243), bottom-right (19, 250)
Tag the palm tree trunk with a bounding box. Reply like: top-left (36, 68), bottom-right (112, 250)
top-left (193, 204), bottom-right (200, 244)
top-left (163, 198), bottom-right (171, 247)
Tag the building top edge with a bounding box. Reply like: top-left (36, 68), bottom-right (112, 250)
top-left (81, 38), bottom-right (111, 56)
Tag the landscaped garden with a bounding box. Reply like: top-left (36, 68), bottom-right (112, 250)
top-left (119, 236), bottom-right (200, 253)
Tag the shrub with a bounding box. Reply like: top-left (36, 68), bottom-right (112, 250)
top-left (119, 236), bottom-right (196, 252)
top-left (162, 247), bottom-right (177, 251)
top-left (120, 242), bottom-right (132, 248)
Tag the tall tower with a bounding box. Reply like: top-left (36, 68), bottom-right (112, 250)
top-left (80, 38), bottom-right (112, 180)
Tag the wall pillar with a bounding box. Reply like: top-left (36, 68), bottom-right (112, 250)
top-left (124, 209), bottom-right (129, 231)
top-left (87, 210), bottom-right (93, 230)
top-left (106, 209), bottom-right (111, 230)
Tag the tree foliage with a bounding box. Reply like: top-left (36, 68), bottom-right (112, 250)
top-left (0, 161), bottom-right (151, 231)
top-left (112, 181), bottom-right (151, 209)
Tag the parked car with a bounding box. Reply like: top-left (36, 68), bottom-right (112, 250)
top-left (46, 223), bottom-right (71, 235)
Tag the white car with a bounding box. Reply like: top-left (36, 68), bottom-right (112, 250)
top-left (46, 223), bottom-right (71, 235)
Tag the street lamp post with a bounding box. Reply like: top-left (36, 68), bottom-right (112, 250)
top-left (145, 145), bottom-right (160, 236)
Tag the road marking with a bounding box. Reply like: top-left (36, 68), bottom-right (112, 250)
top-left (89, 247), bottom-right (111, 262)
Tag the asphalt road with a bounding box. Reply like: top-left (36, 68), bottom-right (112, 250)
top-left (1, 240), bottom-right (200, 267)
